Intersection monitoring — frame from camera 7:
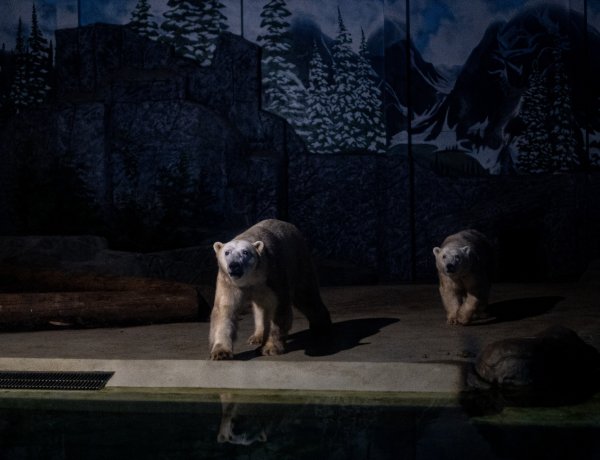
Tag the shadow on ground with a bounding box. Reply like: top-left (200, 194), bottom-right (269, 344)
top-left (479, 296), bottom-right (564, 324)
top-left (235, 318), bottom-right (399, 360)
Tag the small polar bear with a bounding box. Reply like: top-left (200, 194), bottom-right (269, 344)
top-left (433, 229), bottom-right (494, 325)
top-left (209, 219), bottom-right (332, 360)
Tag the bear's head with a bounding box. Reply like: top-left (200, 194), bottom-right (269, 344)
top-left (433, 244), bottom-right (471, 277)
top-left (213, 239), bottom-right (265, 285)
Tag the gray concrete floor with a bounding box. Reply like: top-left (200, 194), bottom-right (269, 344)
top-left (0, 282), bottom-right (597, 364)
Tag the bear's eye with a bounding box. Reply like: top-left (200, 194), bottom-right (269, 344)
top-left (224, 250), bottom-right (230, 256)
top-left (242, 250), bottom-right (249, 256)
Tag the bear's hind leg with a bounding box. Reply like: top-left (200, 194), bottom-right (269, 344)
top-left (293, 278), bottom-right (332, 336)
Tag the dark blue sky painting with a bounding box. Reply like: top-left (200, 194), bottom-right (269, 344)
top-left (0, 0), bottom-right (596, 70)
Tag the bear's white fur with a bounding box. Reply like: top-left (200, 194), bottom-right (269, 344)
top-left (209, 219), bottom-right (331, 360)
top-left (433, 229), bottom-right (493, 325)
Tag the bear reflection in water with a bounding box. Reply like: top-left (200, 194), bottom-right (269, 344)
top-left (217, 393), bottom-right (269, 445)
top-left (213, 392), bottom-right (600, 460)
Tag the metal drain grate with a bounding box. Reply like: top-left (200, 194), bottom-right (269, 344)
top-left (0, 371), bottom-right (114, 390)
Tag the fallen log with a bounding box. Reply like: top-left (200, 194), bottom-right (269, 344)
top-left (0, 266), bottom-right (202, 293)
top-left (0, 266), bottom-right (212, 330)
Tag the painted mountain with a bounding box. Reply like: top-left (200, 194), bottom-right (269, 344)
top-left (392, 4), bottom-right (600, 174)
top-left (366, 17), bottom-right (452, 142)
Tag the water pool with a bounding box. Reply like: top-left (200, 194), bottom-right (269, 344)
top-left (0, 388), bottom-right (598, 459)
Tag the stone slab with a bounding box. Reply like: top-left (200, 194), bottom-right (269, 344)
top-left (0, 358), bottom-right (463, 393)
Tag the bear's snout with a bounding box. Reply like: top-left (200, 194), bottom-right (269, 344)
top-left (228, 262), bottom-right (243, 278)
top-left (445, 263), bottom-right (456, 273)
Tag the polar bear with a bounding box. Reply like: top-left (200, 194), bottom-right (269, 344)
top-left (433, 229), bottom-right (493, 325)
top-left (209, 219), bottom-right (332, 360)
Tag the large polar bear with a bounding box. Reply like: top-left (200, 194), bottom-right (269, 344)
top-left (209, 219), bottom-right (332, 360)
top-left (433, 229), bottom-right (494, 325)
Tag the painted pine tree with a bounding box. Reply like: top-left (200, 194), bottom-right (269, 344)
top-left (161, 0), bottom-right (227, 66)
top-left (27, 4), bottom-right (51, 105)
top-left (161, 0), bottom-right (198, 60)
top-left (515, 61), bottom-right (552, 173)
top-left (356, 29), bottom-right (386, 153)
top-left (257, 0), bottom-right (306, 130)
top-left (305, 41), bottom-right (335, 153)
top-left (178, 0), bottom-right (206, 61)
top-left (330, 8), bottom-right (362, 151)
top-left (196, 0), bottom-right (229, 66)
top-left (8, 18), bottom-right (31, 113)
top-left (129, 0), bottom-right (160, 41)
top-left (548, 43), bottom-right (579, 172)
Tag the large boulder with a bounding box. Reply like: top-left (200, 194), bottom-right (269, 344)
top-left (473, 325), bottom-right (600, 405)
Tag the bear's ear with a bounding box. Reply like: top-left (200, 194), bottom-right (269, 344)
top-left (433, 247), bottom-right (441, 256)
top-left (461, 245), bottom-right (471, 256)
top-left (213, 242), bottom-right (224, 254)
top-left (253, 241), bottom-right (264, 255)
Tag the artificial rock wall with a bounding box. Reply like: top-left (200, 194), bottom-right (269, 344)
top-left (1, 24), bottom-right (599, 283)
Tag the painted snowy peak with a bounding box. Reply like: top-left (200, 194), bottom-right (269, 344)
top-left (373, 17), bottom-right (448, 95)
top-left (366, 16), bottom-right (407, 53)
top-left (407, 4), bottom-right (600, 174)
top-left (366, 17), bottom-right (451, 137)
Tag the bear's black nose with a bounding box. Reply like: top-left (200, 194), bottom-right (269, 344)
top-left (228, 262), bottom-right (243, 277)
top-left (446, 263), bottom-right (456, 273)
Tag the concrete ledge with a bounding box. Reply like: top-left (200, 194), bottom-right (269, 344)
top-left (0, 358), bottom-right (465, 393)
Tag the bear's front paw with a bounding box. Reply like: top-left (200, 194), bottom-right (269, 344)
top-left (457, 310), bottom-right (473, 325)
top-left (261, 341), bottom-right (285, 356)
top-left (210, 344), bottom-right (234, 360)
top-left (247, 333), bottom-right (263, 345)
top-left (446, 314), bottom-right (459, 325)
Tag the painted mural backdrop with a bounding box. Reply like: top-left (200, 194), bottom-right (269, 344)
top-left (403, 0), bottom-right (599, 175)
top-left (0, 0), bottom-right (599, 174)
